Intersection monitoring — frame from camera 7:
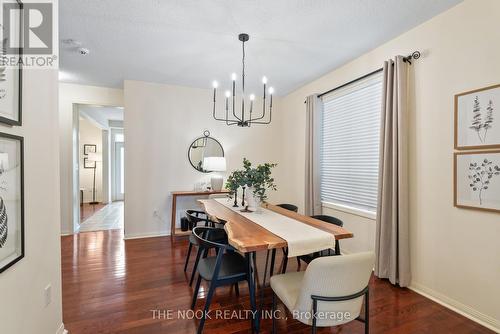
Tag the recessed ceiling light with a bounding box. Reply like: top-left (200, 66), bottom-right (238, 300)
top-left (78, 47), bottom-right (90, 56)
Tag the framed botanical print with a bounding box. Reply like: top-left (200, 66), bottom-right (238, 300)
top-left (454, 150), bottom-right (500, 213)
top-left (0, 0), bottom-right (22, 126)
top-left (455, 84), bottom-right (500, 150)
top-left (83, 157), bottom-right (95, 169)
top-left (83, 144), bottom-right (96, 155)
top-left (0, 132), bottom-right (24, 273)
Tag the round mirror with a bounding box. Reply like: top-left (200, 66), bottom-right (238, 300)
top-left (188, 131), bottom-right (224, 173)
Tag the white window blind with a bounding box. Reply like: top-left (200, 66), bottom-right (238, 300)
top-left (320, 72), bottom-right (383, 213)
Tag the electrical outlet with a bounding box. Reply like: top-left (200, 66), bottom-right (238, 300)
top-left (44, 284), bottom-right (52, 307)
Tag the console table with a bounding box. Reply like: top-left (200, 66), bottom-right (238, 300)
top-left (170, 190), bottom-right (230, 237)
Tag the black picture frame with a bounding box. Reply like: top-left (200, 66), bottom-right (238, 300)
top-left (0, 132), bottom-right (24, 273)
top-left (83, 144), bottom-right (96, 155)
top-left (0, 0), bottom-right (23, 126)
top-left (83, 157), bottom-right (96, 169)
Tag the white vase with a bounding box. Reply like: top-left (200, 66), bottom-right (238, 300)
top-left (245, 187), bottom-right (262, 212)
top-left (245, 187), bottom-right (256, 207)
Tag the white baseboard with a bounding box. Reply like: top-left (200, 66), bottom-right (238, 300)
top-left (123, 232), bottom-right (170, 240)
top-left (409, 282), bottom-right (500, 333)
top-left (56, 323), bottom-right (67, 334)
top-left (340, 249), bottom-right (351, 255)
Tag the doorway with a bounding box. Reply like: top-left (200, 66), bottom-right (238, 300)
top-left (73, 104), bottom-right (125, 233)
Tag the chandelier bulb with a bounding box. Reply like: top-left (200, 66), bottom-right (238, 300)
top-left (212, 81), bottom-right (218, 88)
top-left (250, 94), bottom-right (255, 101)
top-left (269, 87), bottom-right (274, 94)
top-left (225, 90), bottom-right (231, 98)
top-left (262, 76), bottom-right (268, 84)
top-left (231, 73), bottom-right (237, 81)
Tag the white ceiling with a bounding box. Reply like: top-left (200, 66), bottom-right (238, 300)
top-left (79, 105), bottom-right (123, 129)
top-left (60, 0), bottom-right (462, 95)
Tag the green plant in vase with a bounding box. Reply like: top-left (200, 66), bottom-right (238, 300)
top-left (225, 158), bottom-right (277, 211)
top-left (243, 158), bottom-right (277, 202)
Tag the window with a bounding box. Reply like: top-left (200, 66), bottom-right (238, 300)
top-left (114, 133), bottom-right (124, 142)
top-left (320, 72), bottom-right (383, 214)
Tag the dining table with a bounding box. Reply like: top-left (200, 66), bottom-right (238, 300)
top-left (198, 198), bottom-right (354, 333)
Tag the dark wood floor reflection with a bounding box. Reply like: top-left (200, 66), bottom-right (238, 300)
top-left (61, 230), bottom-right (494, 334)
top-left (80, 202), bottom-right (106, 222)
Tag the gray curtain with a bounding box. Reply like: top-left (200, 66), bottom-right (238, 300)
top-left (375, 56), bottom-right (411, 287)
top-left (305, 95), bottom-right (323, 216)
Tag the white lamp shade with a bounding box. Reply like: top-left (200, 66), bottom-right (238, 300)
top-left (203, 157), bottom-right (226, 172)
top-left (87, 152), bottom-right (102, 162)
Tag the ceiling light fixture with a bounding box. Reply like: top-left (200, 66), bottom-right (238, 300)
top-left (211, 33), bottom-right (273, 127)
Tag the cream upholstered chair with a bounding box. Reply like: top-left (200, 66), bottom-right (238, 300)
top-left (270, 252), bottom-right (374, 333)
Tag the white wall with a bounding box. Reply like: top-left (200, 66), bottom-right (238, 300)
top-left (124, 80), bottom-right (285, 239)
top-left (59, 83), bottom-right (123, 234)
top-left (279, 0), bottom-right (500, 330)
top-left (79, 118), bottom-right (103, 203)
top-left (0, 71), bottom-right (63, 332)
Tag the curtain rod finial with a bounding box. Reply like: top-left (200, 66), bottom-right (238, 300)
top-left (403, 51), bottom-right (421, 64)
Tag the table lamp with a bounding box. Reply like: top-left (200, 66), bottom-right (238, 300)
top-left (203, 157), bottom-right (226, 191)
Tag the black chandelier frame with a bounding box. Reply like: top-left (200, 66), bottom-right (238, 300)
top-left (212, 33), bottom-right (273, 127)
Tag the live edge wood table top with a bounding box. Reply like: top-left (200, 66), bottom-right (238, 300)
top-left (198, 199), bottom-right (353, 253)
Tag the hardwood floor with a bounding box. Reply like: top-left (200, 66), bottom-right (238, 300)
top-left (79, 202), bottom-right (124, 232)
top-left (61, 230), bottom-right (494, 334)
top-left (80, 202), bottom-right (106, 222)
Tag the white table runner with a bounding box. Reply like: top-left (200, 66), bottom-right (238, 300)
top-left (215, 198), bottom-right (335, 257)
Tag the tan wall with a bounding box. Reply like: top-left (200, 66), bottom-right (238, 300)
top-left (0, 70), bottom-right (62, 333)
top-left (79, 118), bottom-right (103, 203)
top-left (124, 80), bottom-right (285, 239)
top-left (59, 83), bottom-right (123, 234)
top-left (278, 0), bottom-right (500, 330)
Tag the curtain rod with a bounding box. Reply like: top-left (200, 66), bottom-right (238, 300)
top-left (305, 51), bottom-right (421, 102)
top-left (317, 68), bottom-right (383, 99)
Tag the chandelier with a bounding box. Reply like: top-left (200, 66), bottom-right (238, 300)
top-left (211, 33), bottom-right (274, 127)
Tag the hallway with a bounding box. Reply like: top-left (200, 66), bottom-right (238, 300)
top-left (79, 201), bottom-right (124, 232)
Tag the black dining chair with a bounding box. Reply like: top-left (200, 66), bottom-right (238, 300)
top-left (184, 210), bottom-right (222, 285)
top-left (273, 204), bottom-right (299, 275)
top-left (297, 215), bottom-right (344, 266)
top-left (190, 226), bottom-right (257, 334)
top-left (276, 203), bottom-right (299, 212)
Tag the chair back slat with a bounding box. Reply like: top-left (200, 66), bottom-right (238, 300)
top-left (192, 226), bottom-right (229, 251)
top-left (310, 215), bottom-right (343, 227)
top-left (277, 203), bottom-right (299, 212)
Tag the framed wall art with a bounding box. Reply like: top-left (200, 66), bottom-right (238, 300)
top-left (83, 144), bottom-right (96, 155)
top-left (455, 84), bottom-right (500, 150)
top-left (0, 0), bottom-right (23, 126)
top-left (454, 150), bottom-right (500, 213)
top-left (83, 157), bottom-right (95, 169)
top-left (0, 132), bottom-right (24, 273)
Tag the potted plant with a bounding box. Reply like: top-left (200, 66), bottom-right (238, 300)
top-left (226, 158), bottom-right (277, 211)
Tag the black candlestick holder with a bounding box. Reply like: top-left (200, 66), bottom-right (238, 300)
top-left (241, 187), bottom-right (246, 207)
top-left (233, 189), bottom-right (238, 207)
